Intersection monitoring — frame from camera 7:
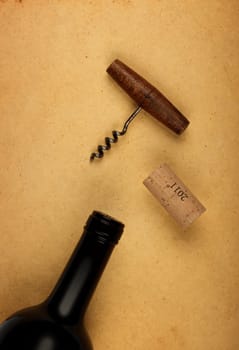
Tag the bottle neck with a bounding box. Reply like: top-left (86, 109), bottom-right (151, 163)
top-left (46, 229), bottom-right (115, 326)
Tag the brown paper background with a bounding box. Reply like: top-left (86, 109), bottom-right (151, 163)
top-left (0, 1), bottom-right (239, 349)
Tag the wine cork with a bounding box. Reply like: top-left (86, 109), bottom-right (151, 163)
top-left (143, 164), bottom-right (206, 228)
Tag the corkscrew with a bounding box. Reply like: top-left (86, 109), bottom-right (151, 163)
top-left (90, 59), bottom-right (190, 161)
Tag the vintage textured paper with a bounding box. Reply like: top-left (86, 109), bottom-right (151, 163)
top-left (0, 1), bottom-right (239, 349)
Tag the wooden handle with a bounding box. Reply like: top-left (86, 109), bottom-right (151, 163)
top-left (107, 59), bottom-right (189, 134)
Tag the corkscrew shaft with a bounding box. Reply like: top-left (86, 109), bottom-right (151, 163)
top-left (90, 106), bottom-right (142, 161)
top-left (120, 106), bottom-right (142, 135)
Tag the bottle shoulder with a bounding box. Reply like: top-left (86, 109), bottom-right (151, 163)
top-left (0, 306), bottom-right (93, 350)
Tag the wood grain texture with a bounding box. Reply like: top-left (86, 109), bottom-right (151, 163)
top-left (144, 164), bottom-right (206, 228)
top-left (107, 59), bottom-right (189, 134)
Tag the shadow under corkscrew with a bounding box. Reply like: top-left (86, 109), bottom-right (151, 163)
top-left (90, 106), bottom-right (142, 161)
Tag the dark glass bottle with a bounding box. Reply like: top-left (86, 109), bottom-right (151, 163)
top-left (0, 211), bottom-right (124, 350)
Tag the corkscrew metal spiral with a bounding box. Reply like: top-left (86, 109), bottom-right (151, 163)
top-left (89, 59), bottom-right (189, 162)
top-left (90, 106), bottom-right (142, 161)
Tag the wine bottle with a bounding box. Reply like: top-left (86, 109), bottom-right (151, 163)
top-left (0, 211), bottom-right (124, 350)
